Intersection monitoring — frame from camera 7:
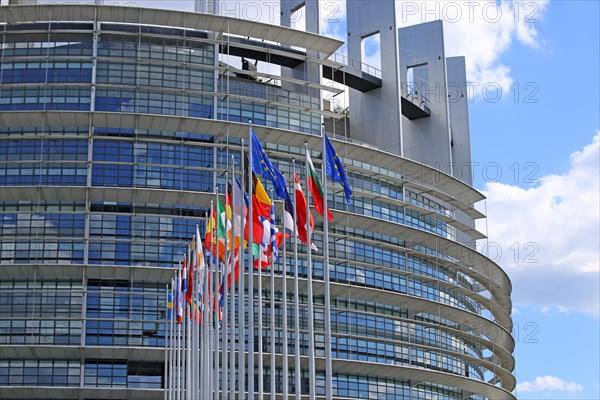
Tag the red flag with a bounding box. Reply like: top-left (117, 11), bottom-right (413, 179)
top-left (294, 172), bottom-right (316, 250)
top-left (185, 241), bottom-right (195, 305)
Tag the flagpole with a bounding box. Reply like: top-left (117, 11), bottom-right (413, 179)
top-left (203, 209), bottom-right (211, 400)
top-left (238, 139), bottom-right (246, 400)
top-left (164, 285), bottom-right (168, 400)
top-left (258, 243), bottom-right (264, 399)
top-left (184, 271), bottom-right (190, 400)
top-left (292, 159), bottom-right (302, 399)
top-left (172, 277), bottom-right (177, 400)
top-left (223, 172), bottom-right (230, 400)
top-left (229, 157), bottom-right (237, 400)
top-left (176, 265), bottom-right (182, 400)
top-left (213, 190), bottom-right (220, 399)
top-left (322, 125), bottom-right (333, 399)
top-left (247, 119), bottom-right (255, 399)
top-left (281, 198), bottom-right (289, 400)
top-left (194, 258), bottom-right (200, 400)
top-left (191, 253), bottom-right (196, 400)
top-left (200, 224), bottom-right (204, 400)
top-left (169, 278), bottom-right (174, 400)
top-left (189, 243), bottom-right (195, 400)
top-left (196, 224), bottom-right (204, 400)
top-left (186, 246), bottom-right (192, 400)
top-left (182, 279), bottom-right (187, 399)
top-left (269, 189), bottom-right (276, 400)
top-left (304, 142), bottom-right (316, 400)
top-left (208, 200), bottom-right (215, 399)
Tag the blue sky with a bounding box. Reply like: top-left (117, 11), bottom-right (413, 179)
top-left (26, 0), bottom-right (600, 398)
top-left (468, 2), bottom-right (600, 398)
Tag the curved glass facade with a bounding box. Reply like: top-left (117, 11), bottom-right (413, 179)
top-left (0, 5), bottom-right (514, 400)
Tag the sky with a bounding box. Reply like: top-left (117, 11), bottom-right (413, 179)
top-left (9, 0), bottom-right (600, 398)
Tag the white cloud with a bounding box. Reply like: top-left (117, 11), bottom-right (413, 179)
top-left (477, 132), bottom-right (600, 316)
top-left (517, 375), bottom-right (584, 393)
top-left (320, 0), bottom-right (347, 41)
top-left (395, 0), bottom-right (549, 98)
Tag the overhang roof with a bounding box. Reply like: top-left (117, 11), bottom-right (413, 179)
top-left (0, 4), bottom-right (344, 56)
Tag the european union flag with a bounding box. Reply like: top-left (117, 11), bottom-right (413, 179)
top-left (324, 134), bottom-right (353, 205)
top-left (250, 128), bottom-right (290, 202)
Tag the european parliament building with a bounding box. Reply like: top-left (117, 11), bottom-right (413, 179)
top-left (0, 1), bottom-right (515, 399)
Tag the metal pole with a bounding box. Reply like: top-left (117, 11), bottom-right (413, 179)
top-left (270, 190), bottom-right (276, 400)
top-left (186, 253), bottom-right (192, 400)
top-left (169, 279), bottom-right (175, 400)
top-left (281, 199), bottom-right (289, 400)
top-left (164, 284), bottom-right (169, 400)
top-left (177, 287), bottom-right (182, 400)
top-left (229, 157), bottom-right (237, 400)
top-left (292, 159), bottom-right (302, 399)
top-left (203, 209), bottom-right (211, 400)
top-left (304, 142), bottom-right (316, 400)
top-left (258, 245), bottom-right (264, 399)
top-left (194, 261), bottom-right (200, 400)
top-left (247, 120), bottom-right (255, 398)
top-left (213, 191), bottom-right (219, 398)
top-left (238, 139), bottom-right (246, 400)
top-left (223, 174), bottom-right (229, 400)
top-left (322, 128), bottom-right (333, 399)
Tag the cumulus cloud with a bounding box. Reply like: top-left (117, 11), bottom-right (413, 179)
top-left (319, 1), bottom-right (550, 101)
top-left (396, 0), bottom-right (549, 98)
top-left (517, 375), bottom-right (584, 393)
top-left (477, 133), bottom-right (600, 316)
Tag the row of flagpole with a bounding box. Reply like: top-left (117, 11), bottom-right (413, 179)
top-left (164, 121), bottom-right (353, 399)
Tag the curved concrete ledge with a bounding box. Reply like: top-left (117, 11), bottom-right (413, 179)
top-left (0, 111), bottom-right (487, 209)
top-left (0, 4), bottom-right (343, 56)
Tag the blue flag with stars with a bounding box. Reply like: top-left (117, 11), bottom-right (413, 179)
top-left (324, 133), bottom-right (353, 205)
top-left (251, 128), bottom-right (290, 202)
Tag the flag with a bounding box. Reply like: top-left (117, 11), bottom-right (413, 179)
top-left (175, 274), bottom-right (183, 324)
top-left (270, 202), bottom-right (280, 262)
top-left (204, 202), bottom-right (230, 261)
top-left (229, 177), bottom-right (245, 249)
top-left (167, 287), bottom-right (173, 320)
top-left (212, 294), bottom-right (222, 330)
top-left (307, 151), bottom-right (334, 221)
top-left (226, 248), bottom-right (241, 288)
top-left (324, 134), bottom-right (353, 205)
top-left (253, 218), bottom-right (286, 269)
top-left (283, 197), bottom-right (295, 233)
top-left (246, 174), bottom-right (272, 246)
top-left (195, 224), bottom-right (206, 304)
top-left (250, 128), bottom-right (290, 201)
top-left (216, 198), bottom-right (231, 243)
top-left (294, 171), bottom-right (317, 251)
top-left (204, 205), bottom-right (214, 251)
top-left (185, 240), bottom-right (195, 305)
top-left (181, 258), bottom-right (188, 296)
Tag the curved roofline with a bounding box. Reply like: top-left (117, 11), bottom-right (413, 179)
top-left (0, 4), bottom-right (344, 56)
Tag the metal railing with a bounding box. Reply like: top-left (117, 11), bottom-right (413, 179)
top-left (328, 52), bottom-right (382, 79)
top-left (400, 82), bottom-right (430, 109)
